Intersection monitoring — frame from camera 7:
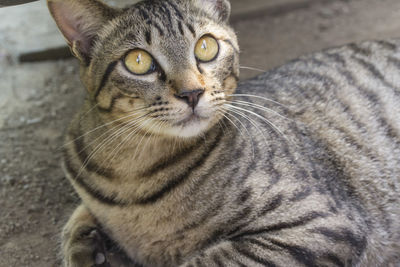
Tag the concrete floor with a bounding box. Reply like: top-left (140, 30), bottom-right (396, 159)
top-left (1, 0), bottom-right (400, 266)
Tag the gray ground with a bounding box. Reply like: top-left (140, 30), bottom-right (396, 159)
top-left (1, 0), bottom-right (400, 266)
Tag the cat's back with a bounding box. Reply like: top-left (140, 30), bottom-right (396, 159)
top-left (238, 38), bottom-right (400, 254)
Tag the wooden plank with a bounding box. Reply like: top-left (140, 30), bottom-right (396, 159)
top-left (230, 0), bottom-right (327, 22)
top-left (0, 0), bottom-right (38, 7)
top-left (15, 0), bottom-right (324, 62)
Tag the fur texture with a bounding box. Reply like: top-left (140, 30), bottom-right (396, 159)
top-left (47, 0), bottom-right (400, 266)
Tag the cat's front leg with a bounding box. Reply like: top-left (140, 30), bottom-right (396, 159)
top-left (62, 205), bottom-right (109, 267)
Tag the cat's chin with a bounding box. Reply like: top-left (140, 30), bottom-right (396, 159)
top-left (163, 115), bottom-right (217, 138)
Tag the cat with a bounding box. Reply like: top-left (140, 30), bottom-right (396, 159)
top-left (47, 0), bottom-right (400, 266)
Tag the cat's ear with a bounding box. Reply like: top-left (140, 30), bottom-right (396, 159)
top-left (47, 0), bottom-right (118, 63)
top-left (194, 0), bottom-right (231, 23)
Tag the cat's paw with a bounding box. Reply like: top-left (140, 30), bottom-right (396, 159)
top-left (62, 227), bottom-right (110, 267)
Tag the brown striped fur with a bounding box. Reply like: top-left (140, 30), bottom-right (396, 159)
top-left (48, 0), bottom-right (400, 266)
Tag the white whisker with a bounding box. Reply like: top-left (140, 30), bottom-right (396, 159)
top-left (217, 109), bottom-right (255, 159)
top-left (229, 94), bottom-right (288, 108)
top-left (225, 104), bottom-right (294, 146)
top-left (76, 115), bottom-right (149, 178)
top-left (100, 116), bottom-right (150, 170)
top-left (240, 66), bottom-right (266, 73)
top-left (61, 106), bottom-right (148, 149)
top-left (227, 100), bottom-right (291, 121)
top-left (223, 105), bottom-right (269, 147)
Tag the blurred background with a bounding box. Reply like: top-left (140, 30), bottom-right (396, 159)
top-left (1, 0), bottom-right (400, 266)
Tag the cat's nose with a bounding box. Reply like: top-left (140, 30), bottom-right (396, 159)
top-left (174, 89), bottom-right (204, 110)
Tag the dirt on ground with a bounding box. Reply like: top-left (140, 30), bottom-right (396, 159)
top-left (1, 0), bottom-right (400, 266)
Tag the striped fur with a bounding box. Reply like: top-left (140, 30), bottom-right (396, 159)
top-left (48, 0), bottom-right (400, 266)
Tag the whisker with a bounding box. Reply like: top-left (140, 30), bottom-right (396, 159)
top-left (131, 120), bottom-right (157, 161)
top-left (76, 115), bottom-right (149, 178)
top-left (223, 105), bottom-right (269, 148)
top-left (100, 116), bottom-right (150, 169)
top-left (74, 111), bottom-right (150, 159)
top-left (229, 94), bottom-right (288, 108)
top-left (240, 65), bottom-right (266, 73)
top-left (78, 103), bottom-right (99, 122)
top-left (74, 111), bottom-right (148, 157)
top-left (225, 104), bottom-right (294, 146)
top-left (226, 100), bottom-right (291, 121)
top-left (217, 109), bottom-right (255, 159)
top-left (61, 105), bottom-right (149, 149)
top-left (139, 120), bottom-right (166, 157)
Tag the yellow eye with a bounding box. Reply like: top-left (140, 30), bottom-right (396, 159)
top-left (124, 49), bottom-right (155, 75)
top-left (195, 35), bottom-right (219, 62)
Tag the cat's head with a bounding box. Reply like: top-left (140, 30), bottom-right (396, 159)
top-left (48, 0), bottom-right (239, 138)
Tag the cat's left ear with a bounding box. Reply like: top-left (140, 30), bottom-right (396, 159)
top-left (194, 0), bottom-right (231, 23)
top-left (47, 0), bottom-right (119, 63)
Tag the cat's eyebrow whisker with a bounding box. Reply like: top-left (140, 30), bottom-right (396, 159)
top-left (223, 105), bottom-right (269, 148)
top-left (226, 100), bottom-right (291, 121)
top-left (229, 94), bottom-right (288, 108)
top-left (60, 106), bottom-right (149, 149)
top-left (225, 104), bottom-right (294, 146)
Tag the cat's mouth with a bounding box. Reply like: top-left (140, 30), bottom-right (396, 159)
top-left (174, 113), bottom-right (208, 127)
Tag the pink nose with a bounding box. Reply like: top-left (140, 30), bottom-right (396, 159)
top-left (174, 89), bottom-right (204, 110)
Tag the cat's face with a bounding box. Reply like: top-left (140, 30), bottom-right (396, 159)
top-left (48, 0), bottom-right (239, 138)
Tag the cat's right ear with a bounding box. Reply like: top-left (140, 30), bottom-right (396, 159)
top-left (47, 0), bottom-right (118, 63)
top-left (193, 0), bottom-right (231, 23)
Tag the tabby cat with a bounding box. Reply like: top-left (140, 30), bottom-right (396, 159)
top-left (47, 0), bottom-right (400, 266)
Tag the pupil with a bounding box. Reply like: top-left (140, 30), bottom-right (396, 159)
top-left (136, 53), bottom-right (142, 64)
top-left (201, 40), bottom-right (207, 50)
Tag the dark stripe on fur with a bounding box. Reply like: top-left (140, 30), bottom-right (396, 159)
top-left (72, 131), bottom-right (114, 179)
top-left (166, 1), bottom-right (184, 20)
top-left (94, 61), bottom-right (118, 100)
top-left (178, 21), bottom-right (184, 36)
top-left (324, 253), bottom-right (346, 267)
top-left (312, 227), bottom-right (367, 256)
top-left (139, 142), bottom-right (200, 178)
top-left (236, 188), bottom-right (252, 205)
top-left (186, 23), bottom-right (196, 37)
top-left (289, 186), bottom-right (312, 202)
top-left (63, 155), bottom-right (127, 206)
top-left (145, 30), bottom-right (152, 45)
top-left (220, 249), bottom-right (247, 267)
top-left (195, 257), bottom-right (206, 267)
top-left (211, 253), bottom-right (224, 267)
top-left (377, 40), bottom-right (397, 51)
top-left (241, 237), bottom-right (280, 252)
top-left (136, 128), bottom-right (225, 204)
top-left (267, 238), bottom-right (319, 267)
top-left (97, 92), bottom-right (124, 113)
top-left (230, 211), bottom-right (329, 240)
top-left (223, 39), bottom-right (239, 54)
top-left (258, 194), bottom-right (284, 216)
top-left (232, 242), bottom-right (278, 267)
top-left (347, 43), bottom-right (372, 57)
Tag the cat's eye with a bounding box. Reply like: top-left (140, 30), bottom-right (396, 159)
top-left (124, 49), bottom-right (155, 75)
top-left (195, 35), bottom-right (219, 62)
